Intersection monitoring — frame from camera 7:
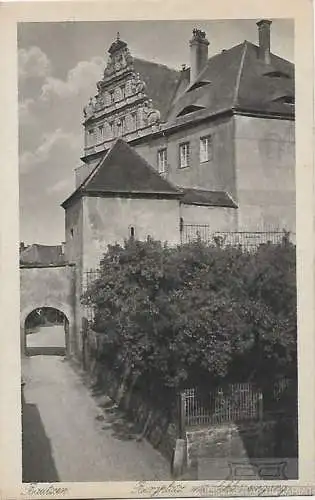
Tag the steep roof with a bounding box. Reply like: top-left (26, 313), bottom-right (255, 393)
top-left (181, 188), bottom-right (238, 208)
top-left (133, 58), bottom-right (181, 121)
top-left (166, 41), bottom-right (294, 126)
top-left (62, 138), bottom-right (181, 208)
top-left (20, 244), bottom-right (65, 265)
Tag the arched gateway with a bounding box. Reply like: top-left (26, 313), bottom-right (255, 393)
top-left (20, 263), bottom-right (76, 357)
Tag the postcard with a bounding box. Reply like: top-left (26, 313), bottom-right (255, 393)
top-left (0, 0), bottom-right (314, 498)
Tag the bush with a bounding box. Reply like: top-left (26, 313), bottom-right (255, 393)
top-left (82, 237), bottom-right (297, 402)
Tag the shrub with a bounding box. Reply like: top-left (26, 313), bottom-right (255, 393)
top-left (82, 237), bottom-right (296, 401)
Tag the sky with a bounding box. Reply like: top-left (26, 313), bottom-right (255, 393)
top-left (18, 19), bottom-right (294, 245)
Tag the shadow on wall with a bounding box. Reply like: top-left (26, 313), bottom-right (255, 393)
top-left (22, 392), bottom-right (59, 482)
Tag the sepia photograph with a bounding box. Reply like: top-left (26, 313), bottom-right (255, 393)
top-left (17, 15), bottom-right (301, 485)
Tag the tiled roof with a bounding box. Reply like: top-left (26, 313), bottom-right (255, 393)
top-left (20, 244), bottom-right (65, 265)
top-left (166, 41), bottom-right (294, 125)
top-left (133, 58), bottom-right (181, 121)
top-left (181, 188), bottom-right (238, 208)
top-left (62, 138), bottom-right (181, 208)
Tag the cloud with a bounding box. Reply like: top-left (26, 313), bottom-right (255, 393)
top-left (50, 178), bottom-right (74, 194)
top-left (40, 56), bottom-right (104, 100)
top-left (20, 128), bottom-right (80, 174)
top-left (19, 46), bottom-right (51, 79)
top-left (19, 98), bottom-right (36, 123)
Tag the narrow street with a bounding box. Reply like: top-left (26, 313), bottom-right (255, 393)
top-left (22, 328), bottom-right (170, 482)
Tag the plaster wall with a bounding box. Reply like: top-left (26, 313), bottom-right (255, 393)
top-left (180, 204), bottom-right (237, 232)
top-left (134, 116), bottom-right (236, 197)
top-left (82, 195), bottom-right (180, 271)
top-left (234, 115), bottom-right (295, 232)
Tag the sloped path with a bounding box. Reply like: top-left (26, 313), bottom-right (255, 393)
top-left (22, 352), bottom-right (170, 482)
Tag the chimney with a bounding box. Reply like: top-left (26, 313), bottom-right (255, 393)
top-left (189, 28), bottom-right (209, 83)
top-left (257, 19), bottom-right (272, 64)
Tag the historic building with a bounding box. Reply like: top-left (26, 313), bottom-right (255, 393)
top-left (73, 20), bottom-right (295, 235)
top-left (61, 19), bottom-right (295, 350)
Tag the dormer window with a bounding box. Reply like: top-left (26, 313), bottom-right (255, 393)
top-left (272, 95), bottom-right (295, 106)
top-left (188, 80), bottom-right (211, 92)
top-left (263, 70), bottom-right (291, 79)
top-left (177, 105), bottom-right (205, 117)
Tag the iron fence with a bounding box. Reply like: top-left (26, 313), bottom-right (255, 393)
top-left (180, 225), bottom-right (295, 250)
top-left (181, 383), bottom-right (263, 429)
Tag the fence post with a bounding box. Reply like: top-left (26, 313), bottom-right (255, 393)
top-left (258, 391), bottom-right (263, 422)
top-left (178, 391), bottom-right (186, 439)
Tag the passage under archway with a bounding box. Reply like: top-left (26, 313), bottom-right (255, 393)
top-left (25, 307), bottom-right (69, 356)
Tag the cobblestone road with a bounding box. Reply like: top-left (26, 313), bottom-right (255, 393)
top-left (22, 350), bottom-right (170, 482)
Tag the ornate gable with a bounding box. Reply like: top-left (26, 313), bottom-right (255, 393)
top-left (83, 33), bottom-right (162, 158)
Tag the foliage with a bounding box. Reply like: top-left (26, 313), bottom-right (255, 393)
top-left (82, 237), bottom-right (297, 402)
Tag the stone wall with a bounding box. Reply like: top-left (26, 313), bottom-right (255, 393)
top-left (84, 337), bottom-right (178, 462)
top-left (20, 264), bottom-right (76, 356)
top-left (185, 419), bottom-right (298, 480)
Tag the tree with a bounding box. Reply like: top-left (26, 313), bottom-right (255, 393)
top-left (82, 237), bottom-right (297, 403)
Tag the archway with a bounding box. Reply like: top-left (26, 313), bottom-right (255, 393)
top-left (24, 307), bottom-right (69, 356)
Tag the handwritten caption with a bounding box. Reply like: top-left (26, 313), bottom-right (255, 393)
top-left (22, 484), bottom-right (68, 496)
top-left (20, 480), bottom-right (315, 498)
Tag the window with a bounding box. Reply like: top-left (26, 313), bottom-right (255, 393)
top-left (200, 135), bottom-right (213, 163)
top-left (131, 113), bottom-right (137, 130)
top-left (130, 226), bottom-right (135, 238)
top-left (120, 85), bottom-right (125, 99)
top-left (179, 142), bottom-right (190, 168)
top-left (110, 91), bottom-right (115, 103)
top-left (121, 116), bottom-right (126, 133)
top-left (117, 117), bottom-right (125, 137)
top-left (157, 148), bottom-right (168, 174)
top-left (70, 228), bottom-right (74, 239)
top-left (88, 128), bottom-right (94, 145)
top-left (98, 125), bottom-right (104, 142)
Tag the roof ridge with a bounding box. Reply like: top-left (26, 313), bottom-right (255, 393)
top-left (233, 41), bottom-right (248, 107)
top-left (134, 56), bottom-right (179, 73)
top-left (80, 148), bottom-right (111, 190)
top-left (83, 138), bottom-right (181, 196)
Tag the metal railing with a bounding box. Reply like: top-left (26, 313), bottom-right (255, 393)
top-left (180, 225), bottom-right (295, 250)
top-left (180, 383), bottom-right (263, 429)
